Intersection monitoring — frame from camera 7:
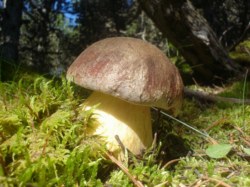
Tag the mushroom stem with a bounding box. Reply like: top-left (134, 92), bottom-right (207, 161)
top-left (84, 91), bottom-right (153, 157)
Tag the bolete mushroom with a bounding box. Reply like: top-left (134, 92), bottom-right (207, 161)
top-left (67, 37), bottom-right (183, 157)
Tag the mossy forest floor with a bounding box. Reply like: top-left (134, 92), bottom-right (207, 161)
top-left (0, 74), bottom-right (250, 187)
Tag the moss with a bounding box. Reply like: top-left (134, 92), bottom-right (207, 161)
top-left (230, 39), bottom-right (250, 63)
top-left (1, 75), bottom-right (250, 186)
top-left (0, 76), bottom-right (104, 186)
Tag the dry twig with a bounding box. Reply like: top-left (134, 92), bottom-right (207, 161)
top-left (162, 158), bottom-right (181, 169)
top-left (202, 177), bottom-right (232, 187)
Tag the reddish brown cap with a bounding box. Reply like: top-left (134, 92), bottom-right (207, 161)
top-left (67, 37), bottom-right (183, 113)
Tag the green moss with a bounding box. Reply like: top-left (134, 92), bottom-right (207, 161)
top-left (219, 81), bottom-right (250, 98)
top-left (230, 39), bottom-right (250, 63)
top-left (1, 75), bottom-right (250, 186)
top-left (0, 76), bottom-right (104, 186)
top-left (172, 157), bottom-right (250, 186)
top-left (108, 158), bottom-right (170, 186)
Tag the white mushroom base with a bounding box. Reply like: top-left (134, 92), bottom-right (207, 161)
top-left (84, 91), bottom-right (153, 157)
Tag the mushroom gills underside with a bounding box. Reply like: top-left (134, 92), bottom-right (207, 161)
top-left (84, 91), bottom-right (153, 157)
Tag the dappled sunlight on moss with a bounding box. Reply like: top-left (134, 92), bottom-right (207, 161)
top-left (0, 76), bottom-right (105, 186)
top-left (1, 76), bottom-right (250, 186)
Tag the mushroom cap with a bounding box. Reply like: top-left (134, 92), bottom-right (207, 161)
top-left (67, 37), bottom-right (183, 114)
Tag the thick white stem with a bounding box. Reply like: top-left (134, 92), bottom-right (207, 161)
top-left (84, 91), bottom-right (153, 156)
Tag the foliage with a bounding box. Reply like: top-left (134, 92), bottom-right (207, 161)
top-left (20, 0), bottom-right (73, 73)
top-left (230, 39), bottom-right (250, 63)
top-left (205, 144), bottom-right (233, 158)
top-left (1, 75), bottom-right (250, 186)
top-left (172, 157), bottom-right (250, 186)
top-left (0, 75), bottom-right (104, 186)
top-left (16, 0), bottom-right (137, 74)
top-left (108, 160), bottom-right (170, 186)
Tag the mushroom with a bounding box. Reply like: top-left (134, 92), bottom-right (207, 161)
top-left (67, 37), bottom-right (183, 157)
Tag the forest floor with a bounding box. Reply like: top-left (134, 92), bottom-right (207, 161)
top-left (0, 73), bottom-right (250, 187)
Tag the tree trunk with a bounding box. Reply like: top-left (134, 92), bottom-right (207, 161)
top-left (0, 0), bottom-right (23, 80)
top-left (138, 0), bottom-right (241, 84)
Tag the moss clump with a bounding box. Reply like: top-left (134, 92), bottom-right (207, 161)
top-left (0, 75), bottom-right (104, 186)
top-left (171, 157), bottom-right (250, 186)
top-left (230, 39), bottom-right (250, 64)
